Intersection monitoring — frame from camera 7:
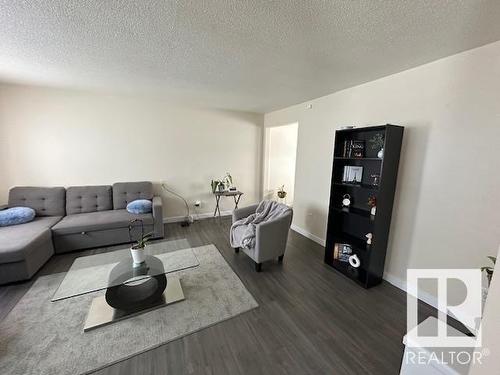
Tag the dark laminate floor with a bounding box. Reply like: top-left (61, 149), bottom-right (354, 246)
top-left (0, 217), bottom-right (439, 375)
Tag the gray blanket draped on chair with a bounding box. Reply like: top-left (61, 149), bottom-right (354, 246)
top-left (230, 200), bottom-right (292, 249)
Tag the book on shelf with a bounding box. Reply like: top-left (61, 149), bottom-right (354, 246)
top-left (342, 140), bottom-right (365, 158)
top-left (333, 243), bottom-right (352, 262)
top-left (351, 140), bottom-right (365, 158)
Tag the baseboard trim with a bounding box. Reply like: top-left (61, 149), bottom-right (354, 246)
top-left (290, 224), bottom-right (326, 246)
top-left (384, 272), bottom-right (444, 310)
top-left (163, 210), bottom-right (232, 224)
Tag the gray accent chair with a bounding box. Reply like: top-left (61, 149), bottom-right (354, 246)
top-left (231, 203), bottom-right (293, 272)
top-left (0, 187), bottom-right (65, 284)
top-left (52, 182), bottom-right (164, 253)
top-left (0, 181), bottom-right (164, 284)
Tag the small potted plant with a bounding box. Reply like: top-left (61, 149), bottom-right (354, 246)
top-left (277, 185), bottom-right (287, 199)
top-left (481, 256), bottom-right (496, 286)
top-left (128, 219), bottom-right (153, 266)
top-left (212, 173), bottom-right (234, 193)
top-left (369, 133), bottom-right (385, 158)
top-left (222, 172), bottom-right (233, 190)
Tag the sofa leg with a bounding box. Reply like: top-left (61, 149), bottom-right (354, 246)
top-left (278, 255), bottom-right (284, 262)
top-left (255, 262), bottom-right (262, 272)
top-left (234, 247), bottom-right (240, 253)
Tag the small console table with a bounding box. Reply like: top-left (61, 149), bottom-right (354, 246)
top-left (213, 190), bottom-right (243, 218)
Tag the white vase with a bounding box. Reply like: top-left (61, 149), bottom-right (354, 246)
top-left (370, 206), bottom-right (376, 216)
top-left (377, 148), bottom-right (384, 159)
top-left (130, 247), bottom-right (146, 266)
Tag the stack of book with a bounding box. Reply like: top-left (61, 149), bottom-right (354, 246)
top-left (342, 140), bottom-right (365, 158)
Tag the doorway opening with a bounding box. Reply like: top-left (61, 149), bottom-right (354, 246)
top-left (263, 122), bottom-right (298, 206)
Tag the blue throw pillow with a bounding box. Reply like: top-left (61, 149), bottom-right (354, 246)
top-left (0, 207), bottom-right (36, 227)
top-left (126, 199), bottom-right (152, 214)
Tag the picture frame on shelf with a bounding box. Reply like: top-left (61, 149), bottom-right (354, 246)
top-left (343, 166), bottom-right (363, 183)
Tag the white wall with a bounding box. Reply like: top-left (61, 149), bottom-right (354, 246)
top-left (0, 84), bottom-right (263, 219)
top-left (264, 41), bottom-right (500, 302)
top-left (263, 123), bottom-right (298, 204)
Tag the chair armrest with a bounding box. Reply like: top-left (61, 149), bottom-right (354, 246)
top-left (254, 210), bottom-right (293, 263)
top-left (232, 203), bottom-right (259, 223)
top-left (152, 196), bottom-right (164, 238)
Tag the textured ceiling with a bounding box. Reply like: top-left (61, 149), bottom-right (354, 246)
top-left (1, 0), bottom-right (500, 113)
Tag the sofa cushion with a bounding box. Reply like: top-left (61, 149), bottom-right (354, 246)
top-left (8, 186), bottom-right (66, 217)
top-left (0, 207), bottom-right (36, 227)
top-left (113, 181), bottom-right (153, 210)
top-left (0, 216), bottom-right (61, 263)
top-left (51, 209), bottom-right (153, 235)
top-left (66, 185), bottom-right (112, 215)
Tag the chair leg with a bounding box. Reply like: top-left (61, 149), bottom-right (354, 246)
top-left (255, 262), bottom-right (262, 272)
top-left (278, 255), bottom-right (284, 262)
top-left (234, 247), bottom-right (240, 253)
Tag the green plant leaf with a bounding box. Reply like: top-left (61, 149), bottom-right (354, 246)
top-left (487, 256), bottom-right (496, 265)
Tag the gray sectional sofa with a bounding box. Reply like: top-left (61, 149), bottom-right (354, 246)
top-left (0, 181), bottom-right (164, 284)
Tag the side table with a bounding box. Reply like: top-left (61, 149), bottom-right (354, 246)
top-left (213, 190), bottom-right (243, 218)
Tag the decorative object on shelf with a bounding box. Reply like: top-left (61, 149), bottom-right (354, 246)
top-left (342, 194), bottom-right (351, 208)
top-left (365, 233), bottom-right (373, 245)
top-left (334, 243), bottom-right (352, 262)
top-left (277, 185), bottom-right (287, 199)
top-left (370, 174), bottom-right (380, 186)
top-left (128, 219), bottom-right (153, 267)
top-left (348, 254), bottom-right (361, 268)
top-left (343, 166), bottom-right (363, 183)
top-left (368, 195), bottom-right (377, 216)
top-left (369, 133), bottom-right (385, 159)
top-left (481, 256), bottom-right (496, 286)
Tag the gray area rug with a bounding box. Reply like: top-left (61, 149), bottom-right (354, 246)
top-left (0, 243), bottom-right (258, 375)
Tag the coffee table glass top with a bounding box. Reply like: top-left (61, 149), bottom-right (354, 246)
top-left (52, 239), bottom-right (199, 301)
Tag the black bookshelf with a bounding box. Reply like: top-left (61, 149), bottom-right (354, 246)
top-left (324, 125), bottom-right (404, 288)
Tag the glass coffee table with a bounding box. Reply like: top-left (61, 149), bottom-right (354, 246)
top-left (52, 242), bottom-right (199, 332)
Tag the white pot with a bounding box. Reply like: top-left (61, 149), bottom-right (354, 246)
top-left (130, 247), bottom-right (146, 266)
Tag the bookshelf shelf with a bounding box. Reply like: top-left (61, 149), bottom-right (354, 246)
top-left (334, 157), bottom-right (382, 161)
top-left (333, 206), bottom-right (374, 220)
top-left (333, 182), bottom-right (379, 191)
top-left (325, 124), bottom-right (404, 288)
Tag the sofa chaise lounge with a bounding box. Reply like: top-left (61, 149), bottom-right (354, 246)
top-left (0, 181), bottom-right (163, 284)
